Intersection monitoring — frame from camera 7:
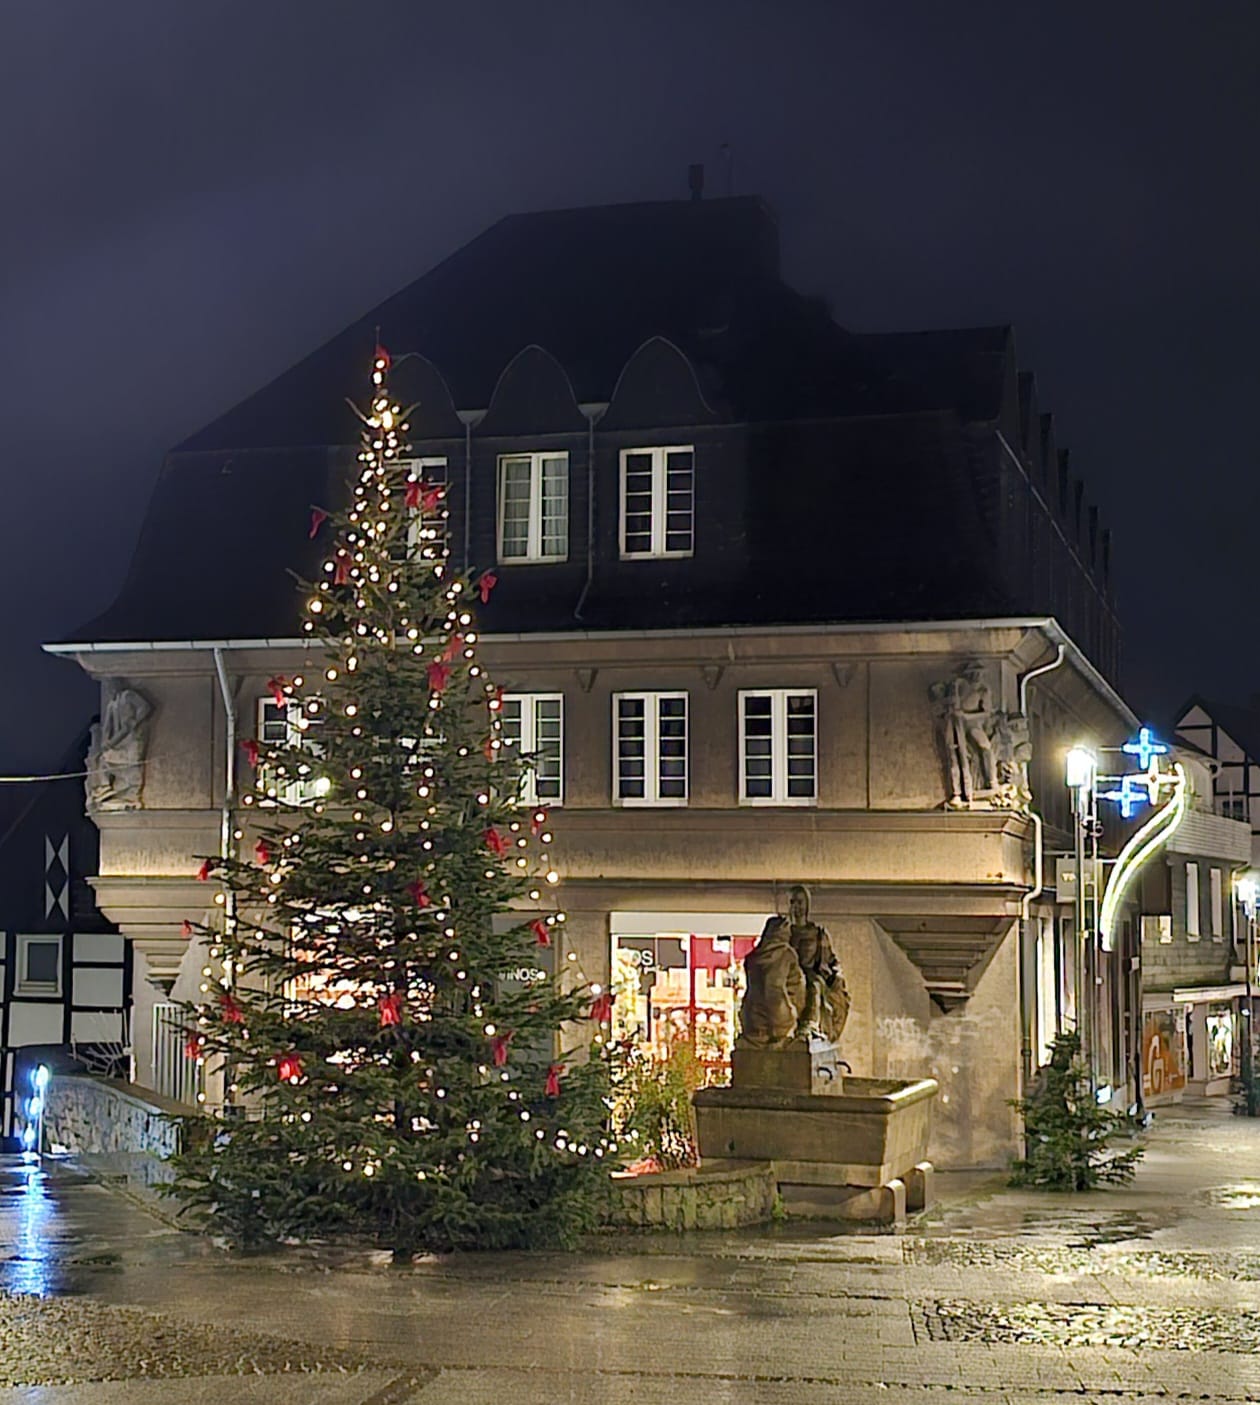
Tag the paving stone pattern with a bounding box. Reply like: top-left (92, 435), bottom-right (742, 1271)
top-left (0, 1289), bottom-right (384, 1388)
top-left (2, 1098), bottom-right (1260, 1402)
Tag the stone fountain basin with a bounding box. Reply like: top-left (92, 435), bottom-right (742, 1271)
top-left (693, 1076), bottom-right (938, 1188)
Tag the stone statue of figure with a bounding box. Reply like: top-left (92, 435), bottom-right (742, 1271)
top-left (990, 710), bottom-right (1032, 810)
top-left (86, 683), bottom-right (153, 811)
top-left (738, 917), bottom-right (806, 1048)
top-left (931, 659), bottom-right (997, 807)
top-left (786, 884), bottom-right (850, 1043)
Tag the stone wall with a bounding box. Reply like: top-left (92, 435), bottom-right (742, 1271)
top-left (44, 1075), bottom-right (181, 1191)
top-left (603, 1160), bottom-right (777, 1230)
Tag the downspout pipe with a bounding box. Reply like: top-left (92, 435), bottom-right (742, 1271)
top-left (456, 412), bottom-right (479, 573)
top-left (574, 403), bottom-right (607, 622)
top-left (1017, 642), bottom-right (1067, 1091)
top-left (212, 647), bottom-right (238, 1113)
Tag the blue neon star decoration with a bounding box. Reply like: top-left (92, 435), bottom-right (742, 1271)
top-left (1099, 773), bottom-right (1152, 820)
top-left (1122, 726), bottom-right (1168, 770)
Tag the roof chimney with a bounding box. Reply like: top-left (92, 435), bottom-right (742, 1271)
top-left (688, 163), bottom-right (704, 201)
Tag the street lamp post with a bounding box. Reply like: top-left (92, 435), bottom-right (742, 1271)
top-left (1237, 875), bottom-right (1258, 1116)
top-left (1066, 746), bottom-right (1098, 1072)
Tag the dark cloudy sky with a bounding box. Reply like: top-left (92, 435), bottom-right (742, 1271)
top-left (1, 1), bottom-right (1256, 770)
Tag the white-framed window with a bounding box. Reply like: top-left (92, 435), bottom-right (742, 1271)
top-left (16, 934), bottom-right (62, 998)
top-left (1210, 867), bottom-right (1223, 939)
top-left (613, 692), bottom-right (688, 805)
top-left (257, 697), bottom-right (327, 805)
top-left (1186, 861), bottom-right (1201, 939)
top-left (498, 453), bottom-right (568, 562)
top-left (739, 690), bottom-right (817, 805)
top-left (619, 446), bottom-right (694, 558)
top-left (401, 457), bottom-right (448, 562)
top-left (500, 693), bottom-right (564, 805)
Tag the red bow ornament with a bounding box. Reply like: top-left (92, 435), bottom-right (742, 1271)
top-left (374, 344), bottom-right (391, 370)
top-left (427, 661), bottom-right (451, 694)
top-left (308, 507), bottom-right (329, 539)
top-left (421, 483), bottom-right (444, 513)
top-left (184, 1034), bottom-right (204, 1061)
top-left (378, 992), bottom-right (403, 1028)
top-left (484, 826), bottom-right (507, 858)
top-left (181, 920), bottom-right (193, 938)
top-left (254, 838), bottom-right (270, 865)
top-left (407, 879), bottom-right (432, 908)
top-left (277, 1052), bottom-right (304, 1083)
top-left (219, 992), bottom-right (244, 1025)
top-left (483, 735), bottom-right (497, 761)
top-left (441, 633), bottom-right (464, 663)
top-left (478, 571), bottom-right (498, 604)
top-left (403, 479), bottom-right (423, 511)
top-left (334, 553), bottom-right (352, 586)
top-left (530, 918), bottom-right (551, 947)
top-left (241, 738), bottom-right (260, 768)
top-left (545, 1063), bottom-right (563, 1098)
top-left (589, 990), bottom-right (614, 1024)
top-left (196, 859), bottom-right (212, 882)
top-left (491, 1031), bottom-right (514, 1067)
top-left (266, 675), bottom-right (291, 707)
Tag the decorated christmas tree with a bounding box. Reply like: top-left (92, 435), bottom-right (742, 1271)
top-left (170, 347), bottom-right (616, 1255)
top-left (1009, 1031), bottom-right (1142, 1191)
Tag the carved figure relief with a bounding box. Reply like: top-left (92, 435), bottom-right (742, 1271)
top-left (86, 682), bottom-right (154, 811)
top-left (930, 661), bottom-right (1030, 810)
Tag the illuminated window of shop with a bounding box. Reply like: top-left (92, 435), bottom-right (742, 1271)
top-left (609, 925), bottom-right (760, 1076)
top-left (1206, 1004), bottom-right (1236, 1078)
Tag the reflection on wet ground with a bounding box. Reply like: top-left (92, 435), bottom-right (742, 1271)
top-left (0, 1156), bottom-right (209, 1300)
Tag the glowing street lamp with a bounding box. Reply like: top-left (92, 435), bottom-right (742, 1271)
top-left (22, 1065), bottom-right (50, 1159)
top-left (1065, 745), bottom-right (1097, 796)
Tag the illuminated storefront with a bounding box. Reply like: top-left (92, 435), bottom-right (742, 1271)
top-left (609, 912), bottom-right (763, 1078)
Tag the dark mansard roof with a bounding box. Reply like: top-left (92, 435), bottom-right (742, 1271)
top-left (57, 197), bottom-right (1099, 648)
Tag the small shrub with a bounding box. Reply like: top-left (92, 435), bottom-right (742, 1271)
top-left (611, 1037), bottom-right (707, 1170)
top-left (1010, 1032), bottom-right (1143, 1191)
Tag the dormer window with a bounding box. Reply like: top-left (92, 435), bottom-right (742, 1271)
top-left (620, 447), bottom-right (694, 559)
top-left (498, 453), bottom-right (568, 563)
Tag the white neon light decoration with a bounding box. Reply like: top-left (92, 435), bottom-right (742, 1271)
top-left (1098, 761), bottom-right (1189, 946)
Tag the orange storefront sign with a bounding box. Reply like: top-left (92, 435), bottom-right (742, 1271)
top-left (1142, 1008), bottom-right (1186, 1097)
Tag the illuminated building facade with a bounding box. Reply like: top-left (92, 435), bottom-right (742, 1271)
top-left (49, 197), bottom-right (1140, 1166)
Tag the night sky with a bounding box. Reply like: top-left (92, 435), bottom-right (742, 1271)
top-left (2, 2), bottom-right (1256, 771)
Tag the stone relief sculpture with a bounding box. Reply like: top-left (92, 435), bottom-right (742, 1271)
top-left (86, 682), bottom-right (154, 811)
top-left (930, 660), bottom-right (1030, 811)
top-left (738, 885), bottom-right (851, 1048)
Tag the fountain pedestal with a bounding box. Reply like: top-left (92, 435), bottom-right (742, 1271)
top-left (694, 1038), bottom-right (938, 1223)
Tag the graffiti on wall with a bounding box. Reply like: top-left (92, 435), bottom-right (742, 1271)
top-left (875, 1007), bottom-right (1009, 1109)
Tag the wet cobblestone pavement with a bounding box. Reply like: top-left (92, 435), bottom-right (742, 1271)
top-left (1, 1098), bottom-right (1259, 1402)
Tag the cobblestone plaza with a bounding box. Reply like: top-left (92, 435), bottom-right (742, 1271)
top-left (1, 1098), bottom-right (1258, 1403)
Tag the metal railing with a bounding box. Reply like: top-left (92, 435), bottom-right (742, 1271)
top-left (151, 1002), bottom-right (201, 1107)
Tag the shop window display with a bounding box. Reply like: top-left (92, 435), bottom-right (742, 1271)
top-left (611, 931), bottom-right (758, 1079)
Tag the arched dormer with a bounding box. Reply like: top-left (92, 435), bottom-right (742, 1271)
top-left (477, 345), bottom-right (587, 437)
top-left (600, 337), bottom-right (721, 432)
top-left (389, 353), bottom-right (464, 440)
